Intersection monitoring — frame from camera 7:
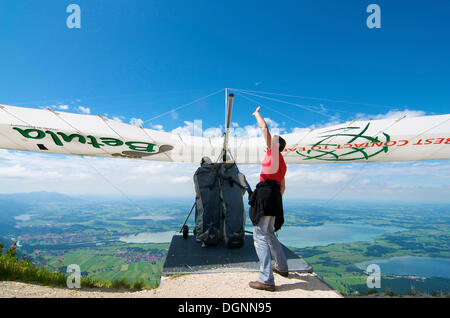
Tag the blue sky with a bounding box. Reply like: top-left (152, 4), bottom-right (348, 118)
top-left (0, 1), bottom-right (449, 201)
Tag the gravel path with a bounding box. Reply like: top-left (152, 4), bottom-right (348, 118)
top-left (0, 272), bottom-right (342, 298)
top-left (156, 272), bottom-right (342, 298)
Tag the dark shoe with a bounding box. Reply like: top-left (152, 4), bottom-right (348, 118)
top-left (249, 281), bottom-right (275, 292)
top-left (272, 265), bottom-right (289, 277)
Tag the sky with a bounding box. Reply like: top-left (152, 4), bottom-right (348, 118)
top-left (0, 0), bottom-right (449, 202)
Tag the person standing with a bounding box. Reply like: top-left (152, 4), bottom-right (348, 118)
top-left (248, 106), bottom-right (289, 292)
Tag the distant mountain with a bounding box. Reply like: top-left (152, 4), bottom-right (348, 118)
top-left (0, 191), bottom-right (80, 204)
top-left (0, 198), bottom-right (30, 235)
top-left (0, 192), bottom-right (82, 235)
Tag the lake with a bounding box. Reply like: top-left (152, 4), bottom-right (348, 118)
top-left (276, 223), bottom-right (404, 248)
top-left (128, 215), bottom-right (174, 221)
top-left (119, 231), bottom-right (176, 243)
top-left (355, 256), bottom-right (450, 279)
top-left (14, 214), bottom-right (34, 221)
top-left (119, 222), bottom-right (403, 246)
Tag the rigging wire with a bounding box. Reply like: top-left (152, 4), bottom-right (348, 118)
top-left (314, 116), bottom-right (408, 205)
top-left (317, 115), bottom-right (450, 206)
top-left (375, 116), bottom-right (450, 162)
top-left (232, 93), bottom-right (404, 204)
top-left (93, 113), bottom-right (176, 182)
top-left (417, 118), bottom-right (450, 161)
top-left (233, 89), bottom-right (443, 178)
top-left (3, 89), bottom-right (449, 210)
top-left (233, 87), bottom-right (448, 206)
top-left (53, 118), bottom-right (153, 214)
top-left (233, 91), bottom-right (319, 155)
top-left (9, 88), bottom-right (218, 107)
top-left (232, 91), bottom-right (340, 149)
top-left (80, 155), bottom-right (151, 214)
top-left (230, 88), bottom-right (398, 110)
top-left (0, 107), bottom-right (40, 152)
top-left (233, 88), bottom-right (413, 119)
top-left (236, 93), bottom-right (340, 149)
top-left (143, 88), bottom-right (225, 124)
top-left (235, 90), bottom-right (338, 119)
top-left (234, 91), bottom-right (309, 127)
top-left (2, 106), bottom-right (151, 215)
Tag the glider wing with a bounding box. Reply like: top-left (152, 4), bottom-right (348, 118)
top-left (1, 104), bottom-right (449, 164)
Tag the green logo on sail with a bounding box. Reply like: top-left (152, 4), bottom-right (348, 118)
top-left (296, 123), bottom-right (391, 162)
top-left (12, 127), bottom-right (158, 153)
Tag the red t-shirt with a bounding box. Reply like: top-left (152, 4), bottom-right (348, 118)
top-left (260, 149), bottom-right (286, 184)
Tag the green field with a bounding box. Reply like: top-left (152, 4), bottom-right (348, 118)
top-left (33, 243), bottom-right (168, 289)
top-left (290, 225), bottom-right (450, 295)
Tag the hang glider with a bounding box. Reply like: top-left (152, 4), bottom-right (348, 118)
top-left (0, 102), bottom-right (449, 164)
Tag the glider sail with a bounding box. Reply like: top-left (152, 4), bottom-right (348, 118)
top-left (0, 104), bottom-right (449, 164)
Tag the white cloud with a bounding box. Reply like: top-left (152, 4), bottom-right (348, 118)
top-left (355, 109), bottom-right (426, 121)
top-left (287, 109), bottom-right (428, 133)
top-left (77, 106), bottom-right (91, 114)
top-left (38, 104), bottom-right (70, 111)
top-left (304, 119), bottom-right (344, 130)
top-left (0, 150), bottom-right (198, 197)
top-left (171, 121), bottom-right (203, 136)
top-left (134, 117), bottom-right (287, 140)
top-left (203, 127), bottom-right (223, 138)
top-left (285, 167), bottom-right (350, 184)
top-left (167, 117), bottom-right (285, 138)
top-left (291, 127), bottom-right (312, 134)
top-left (111, 116), bottom-right (124, 123)
top-left (0, 149), bottom-right (449, 202)
top-left (150, 124), bottom-right (164, 131)
top-left (0, 164), bottom-right (28, 178)
top-left (264, 117), bottom-right (279, 128)
top-left (170, 176), bottom-right (191, 184)
top-left (129, 118), bottom-right (144, 127)
top-left (228, 118), bottom-right (285, 138)
top-left (263, 118), bottom-right (285, 135)
top-left (239, 125), bottom-right (261, 138)
top-left (54, 104), bottom-right (69, 110)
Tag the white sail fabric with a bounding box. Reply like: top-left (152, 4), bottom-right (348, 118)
top-left (0, 104), bottom-right (449, 164)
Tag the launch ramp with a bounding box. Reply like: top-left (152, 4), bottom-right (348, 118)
top-left (162, 234), bottom-right (313, 275)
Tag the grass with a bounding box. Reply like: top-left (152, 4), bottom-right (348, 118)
top-left (111, 277), bottom-right (131, 289)
top-left (0, 242), bottom-right (151, 290)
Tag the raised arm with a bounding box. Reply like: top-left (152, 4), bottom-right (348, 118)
top-left (252, 106), bottom-right (272, 150)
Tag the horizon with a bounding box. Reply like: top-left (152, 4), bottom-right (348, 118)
top-left (1, 190), bottom-right (450, 205)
